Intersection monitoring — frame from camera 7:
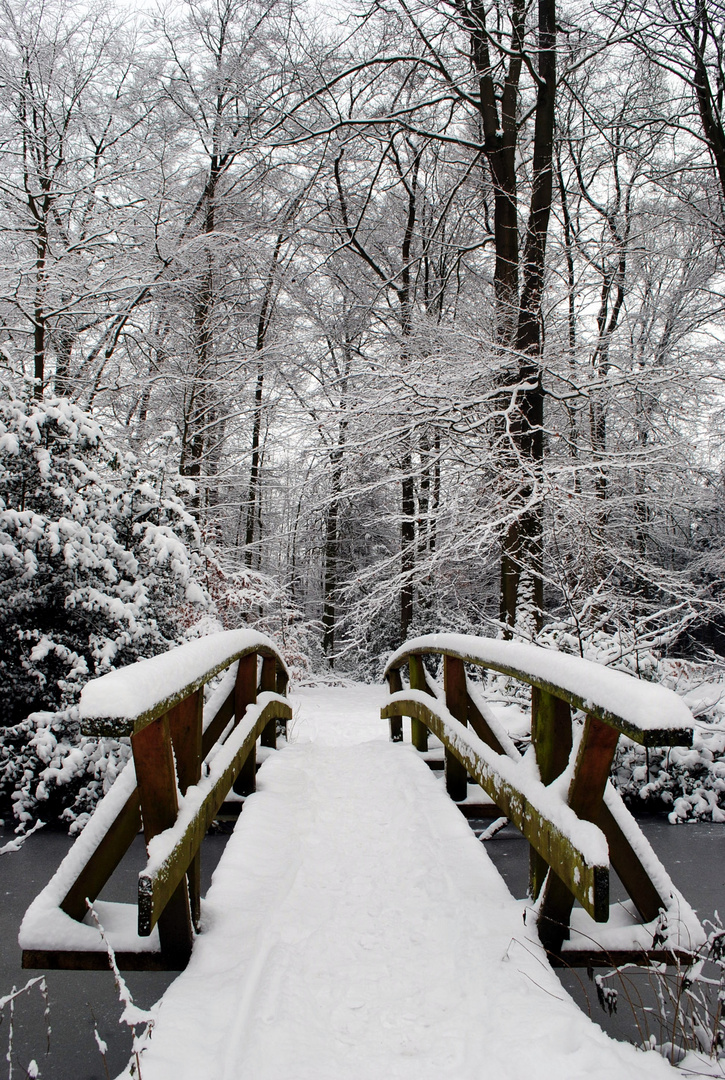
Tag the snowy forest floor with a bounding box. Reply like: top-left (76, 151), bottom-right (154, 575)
top-left (117, 685), bottom-right (683, 1080)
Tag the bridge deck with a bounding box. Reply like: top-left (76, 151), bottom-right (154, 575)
top-left (123, 686), bottom-right (675, 1079)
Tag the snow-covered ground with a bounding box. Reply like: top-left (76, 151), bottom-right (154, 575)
top-left (118, 684), bottom-right (678, 1079)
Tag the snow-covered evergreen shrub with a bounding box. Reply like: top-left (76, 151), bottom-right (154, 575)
top-left (0, 383), bottom-right (210, 827)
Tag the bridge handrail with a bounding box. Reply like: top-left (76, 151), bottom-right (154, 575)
top-left (382, 633), bottom-right (702, 963)
top-left (21, 630), bottom-right (291, 972)
top-left (384, 633), bottom-right (693, 746)
top-left (79, 629), bottom-right (289, 738)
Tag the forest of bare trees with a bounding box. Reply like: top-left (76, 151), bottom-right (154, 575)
top-left (1, 0), bottom-right (724, 677)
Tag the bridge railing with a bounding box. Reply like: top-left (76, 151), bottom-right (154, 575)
top-left (20, 630), bottom-right (291, 971)
top-left (382, 633), bottom-right (704, 965)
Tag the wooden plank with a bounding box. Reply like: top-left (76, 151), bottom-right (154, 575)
top-left (201, 687), bottom-right (235, 758)
top-left (465, 690), bottom-right (507, 756)
top-left (260, 656), bottom-right (277, 748)
top-left (60, 790), bottom-right (141, 922)
top-left (382, 696), bottom-right (608, 919)
top-left (276, 664), bottom-right (289, 737)
top-left (538, 715), bottom-right (620, 955)
top-left (22, 949), bottom-right (177, 972)
top-left (168, 690), bottom-right (203, 932)
top-left (595, 801), bottom-right (665, 923)
top-left (233, 653), bottom-right (258, 797)
top-left (444, 656), bottom-right (468, 801)
top-left (131, 714), bottom-right (193, 967)
top-left (529, 688), bottom-right (572, 899)
top-left (549, 947), bottom-right (697, 969)
top-left (387, 668), bottom-right (404, 742)
top-left (408, 654), bottom-right (431, 752)
top-left (138, 700), bottom-right (291, 936)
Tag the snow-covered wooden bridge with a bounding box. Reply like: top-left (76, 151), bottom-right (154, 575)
top-left (18, 632), bottom-right (705, 1078)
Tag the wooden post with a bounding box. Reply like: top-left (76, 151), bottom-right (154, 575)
top-left (168, 689), bottom-right (203, 931)
top-left (388, 667), bottom-right (403, 742)
top-left (408, 654), bottom-right (430, 752)
top-left (529, 688), bottom-right (572, 899)
top-left (131, 714), bottom-right (193, 967)
top-left (275, 664), bottom-right (289, 738)
top-left (260, 655), bottom-right (277, 748)
top-left (538, 714), bottom-right (620, 956)
top-left (443, 655), bottom-right (468, 801)
top-left (233, 652), bottom-right (258, 797)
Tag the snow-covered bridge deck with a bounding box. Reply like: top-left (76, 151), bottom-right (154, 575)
top-left (122, 687), bottom-right (674, 1080)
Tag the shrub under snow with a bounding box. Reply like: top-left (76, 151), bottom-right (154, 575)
top-left (0, 383), bottom-right (210, 828)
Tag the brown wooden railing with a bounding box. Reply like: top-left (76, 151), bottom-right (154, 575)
top-left (382, 633), bottom-right (703, 965)
top-left (21, 631), bottom-right (291, 972)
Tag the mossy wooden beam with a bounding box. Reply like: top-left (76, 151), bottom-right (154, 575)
top-left (132, 713), bottom-right (193, 967)
top-left (138, 699), bottom-right (292, 937)
top-left (385, 647), bottom-right (692, 747)
top-left (529, 688), bottom-right (573, 900)
top-left (60, 790), bottom-right (141, 922)
top-left (408, 654), bottom-right (432, 751)
top-left (382, 697), bottom-right (608, 920)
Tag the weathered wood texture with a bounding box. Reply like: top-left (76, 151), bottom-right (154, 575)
top-left (443, 656), bottom-right (469, 801)
top-left (381, 697), bottom-right (607, 920)
top-left (132, 713), bottom-right (194, 967)
top-left (60, 791), bottom-right (141, 922)
top-left (529, 688), bottom-right (572, 899)
top-left (234, 653), bottom-right (258, 797)
top-left (382, 639), bottom-right (698, 963)
top-left (82, 643), bottom-right (289, 738)
top-left (138, 699), bottom-right (291, 937)
top-left (538, 715), bottom-right (620, 955)
top-left (387, 667), bottom-right (404, 742)
top-left (408, 654), bottom-right (432, 751)
top-left (385, 643), bottom-right (692, 747)
top-left (22, 950), bottom-right (175, 972)
top-left (26, 639), bottom-right (291, 973)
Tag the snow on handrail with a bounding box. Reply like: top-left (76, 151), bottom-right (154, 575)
top-left (79, 629), bottom-right (288, 737)
top-left (385, 633), bottom-right (694, 746)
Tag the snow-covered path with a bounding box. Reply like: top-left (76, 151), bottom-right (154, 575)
top-left (125, 685), bottom-right (675, 1079)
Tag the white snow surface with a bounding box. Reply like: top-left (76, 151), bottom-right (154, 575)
top-left (79, 629), bottom-right (285, 723)
top-left (388, 634), bottom-right (694, 734)
top-left (120, 684), bottom-right (677, 1080)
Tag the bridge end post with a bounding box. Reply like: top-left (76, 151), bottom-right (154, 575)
top-left (537, 714), bottom-right (619, 957)
top-left (233, 653), bottom-right (258, 796)
top-left (131, 714), bottom-right (194, 968)
top-left (387, 667), bottom-right (404, 741)
top-left (408, 655), bottom-right (430, 751)
top-left (260, 655), bottom-right (277, 748)
top-left (443, 656), bottom-right (468, 801)
top-left (529, 688), bottom-right (572, 900)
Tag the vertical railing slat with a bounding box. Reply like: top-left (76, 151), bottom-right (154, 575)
top-left (408, 654), bottom-right (430, 751)
top-left (168, 688), bottom-right (203, 931)
top-left (233, 652), bottom-right (258, 797)
top-left (387, 667), bottom-right (404, 742)
top-left (529, 687), bottom-right (572, 900)
top-left (260, 655), bottom-right (277, 748)
top-left (538, 714), bottom-right (620, 953)
top-left (131, 714), bottom-right (193, 967)
top-left (443, 655), bottom-right (468, 801)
